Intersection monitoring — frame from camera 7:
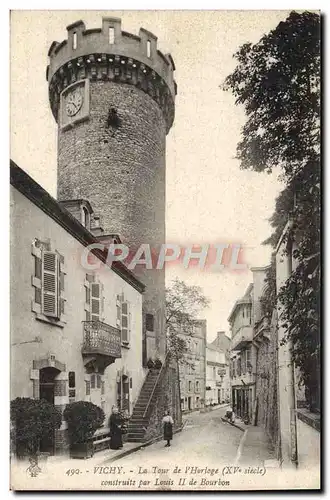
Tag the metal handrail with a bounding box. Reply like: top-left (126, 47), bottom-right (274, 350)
top-left (143, 351), bottom-right (171, 418)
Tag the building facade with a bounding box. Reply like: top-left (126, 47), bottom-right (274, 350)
top-left (228, 284), bottom-right (256, 422)
top-left (179, 320), bottom-right (207, 412)
top-left (205, 344), bottom-right (230, 406)
top-left (11, 163), bottom-right (146, 454)
top-left (46, 17), bottom-right (177, 361)
top-left (275, 224), bottom-right (320, 469)
top-left (10, 16), bottom-right (183, 454)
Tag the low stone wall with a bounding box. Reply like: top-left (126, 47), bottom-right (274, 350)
top-left (144, 358), bottom-right (182, 441)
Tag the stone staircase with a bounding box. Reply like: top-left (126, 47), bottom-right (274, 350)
top-left (127, 368), bottom-right (160, 443)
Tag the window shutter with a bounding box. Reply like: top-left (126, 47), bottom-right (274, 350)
top-left (42, 251), bottom-right (59, 318)
top-left (121, 301), bottom-right (129, 343)
top-left (116, 295), bottom-right (121, 328)
top-left (90, 283), bottom-right (100, 322)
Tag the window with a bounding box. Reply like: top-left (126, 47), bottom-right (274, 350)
top-left (73, 32), bottom-right (77, 50)
top-left (97, 374), bottom-right (102, 389)
top-left (91, 374), bottom-right (96, 389)
top-left (117, 295), bottom-right (131, 344)
top-left (109, 27), bottom-right (115, 44)
top-left (146, 313), bottom-right (154, 332)
top-left (85, 275), bottom-right (104, 323)
top-left (237, 357), bottom-right (242, 377)
top-left (82, 206), bottom-right (89, 229)
top-left (90, 283), bottom-right (100, 321)
top-left (213, 367), bottom-right (216, 379)
top-left (101, 381), bottom-right (105, 395)
top-left (147, 40), bottom-right (151, 58)
top-left (195, 381), bottom-right (200, 393)
top-left (85, 381), bottom-right (91, 396)
top-left (42, 251), bottom-right (60, 318)
top-left (188, 381), bottom-right (192, 392)
top-left (69, 371), bottom-right (75, 388)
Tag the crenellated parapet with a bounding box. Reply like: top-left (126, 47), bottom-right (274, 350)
top-left (47, 18), bottom-right (177, 133)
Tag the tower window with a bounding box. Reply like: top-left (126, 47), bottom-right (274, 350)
top-left (147, 40), bottom-right (151, 58)
top-left (68, 371), bottom-right (75, 388)
top-left (73, 32), bottom-right (77, 50)
top-left (82, 206), bottom-right (89, 229)
top-left (146, 313), bottom-right (154, 332)
top-left (109, 27), bottom-right (115, 44)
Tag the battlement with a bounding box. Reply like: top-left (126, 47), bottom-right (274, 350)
top-left (47, 17), bottom-right (176, 100)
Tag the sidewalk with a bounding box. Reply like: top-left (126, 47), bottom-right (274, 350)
top-left (237, 425), bottom-right (278, 467)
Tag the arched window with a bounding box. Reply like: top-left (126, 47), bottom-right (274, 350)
top-left (82, 206), bottom-right (89, 229)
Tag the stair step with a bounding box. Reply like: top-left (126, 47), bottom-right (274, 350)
top-left (127, 437), bottom-right (144, 443)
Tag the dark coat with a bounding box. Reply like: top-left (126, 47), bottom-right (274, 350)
top-left (163, 421), bottom-right (173, 440)
top-left (109, 413), bottom-right (123, 450)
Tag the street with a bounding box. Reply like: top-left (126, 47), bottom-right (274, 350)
top-left (115, 406), bottom-right (242, 467)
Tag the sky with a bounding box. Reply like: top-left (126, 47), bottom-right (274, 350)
top-left (10, 10), bottom-right (292, 342)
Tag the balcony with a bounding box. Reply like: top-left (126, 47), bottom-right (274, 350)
top-left (231, 326), bottom-right (253, 351)
top-left (82, 321), bottom-right (121, 372)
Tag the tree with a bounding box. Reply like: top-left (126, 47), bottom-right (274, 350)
top-left (166, 278), bottom-right (210, 362)
top-left (224, 11), bottom-right (320, 406)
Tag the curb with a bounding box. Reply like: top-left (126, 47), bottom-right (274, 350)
top-left (101, 425), bottom-right (184, 464)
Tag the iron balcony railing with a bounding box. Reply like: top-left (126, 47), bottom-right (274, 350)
top-left (82, 321), bottom-right (121, 358)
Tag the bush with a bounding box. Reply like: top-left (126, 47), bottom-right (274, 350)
top-left (146, 358), bottom-right (155, 369)
top-left (10, 397), bottom-right (62, 456)
top-left (154, 358), bottom-right (162, 369)
top-left (64, 401), bottom-right (105, 444)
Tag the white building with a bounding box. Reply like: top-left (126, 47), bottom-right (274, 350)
top-left (206, 344), bottom-right (230, 406)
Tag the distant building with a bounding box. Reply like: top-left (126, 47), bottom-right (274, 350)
top-left (228, 284), bottom-right (255, 422)
top-left (205, 343), bottom-right (230, 406)
top-left (179, 320), bottom-right (207, 412)
top-left (210, 331), bottom-right (231, 356)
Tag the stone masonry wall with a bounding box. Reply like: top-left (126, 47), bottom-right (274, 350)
top-left (255, 328), bottom-right (280, 456)
top-left (144, 359), bottom-right (182, 442)
top-left (57, 81), bottom-right (166, 356)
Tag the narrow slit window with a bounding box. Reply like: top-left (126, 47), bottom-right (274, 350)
top-left (109, 27), bottom-right (115, 44)
top-left (73, 32), bottom-right (77, 50)
top-left (147, 40), bottom-right (151, 58)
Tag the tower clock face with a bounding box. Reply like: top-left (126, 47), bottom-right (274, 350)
top-left (65, 89), bottom-right (83, 117)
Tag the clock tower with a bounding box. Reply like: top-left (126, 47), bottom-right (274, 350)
top-left (46, 18), bottom-right (176, 361)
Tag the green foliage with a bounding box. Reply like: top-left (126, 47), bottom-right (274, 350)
top-left (260, 256), bottom-right (277, 320)
top-left (63, 401), bottom-right (105, 444)
top-left (166, 278), bottom-right (210, 362)
top-left (223, 11), bottom-right (320, 179)
top-left (10, 397), bottom-right (62, 456)
top-left (224, 11), bottom-right (320, 396)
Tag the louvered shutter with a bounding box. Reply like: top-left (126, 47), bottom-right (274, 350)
top-left (90, 283), bottom-right (100, 322)
top-left (42, 251), bottom-right (59, 318)
top-left (121, 301), bottom-right (128, 343)
top-left (116, 295), bottom-right (121, 328)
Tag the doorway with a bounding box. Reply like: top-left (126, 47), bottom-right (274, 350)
top-left (39, 367), bottom-right (60, 454)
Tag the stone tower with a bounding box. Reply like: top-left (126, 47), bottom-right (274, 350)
top-left (47, 18), bottom-right (176, 359)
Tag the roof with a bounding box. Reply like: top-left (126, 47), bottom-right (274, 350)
top-left (10, 160), bottom-right (145, 294)
top-left (206, 343), bottom-right (225, 353)
top-left (227, 283), bottom-right (253, 324)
